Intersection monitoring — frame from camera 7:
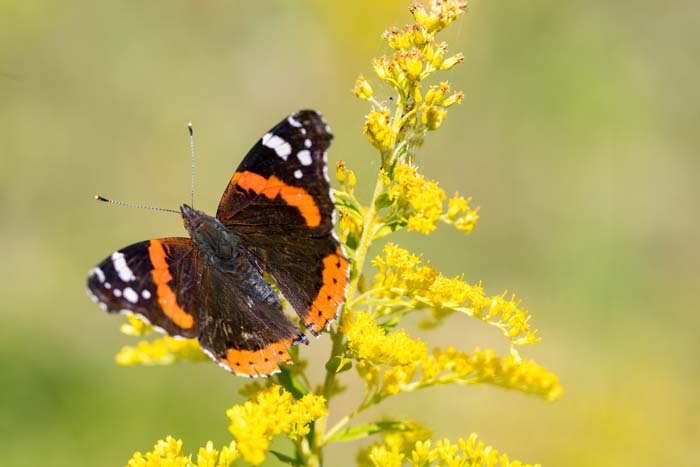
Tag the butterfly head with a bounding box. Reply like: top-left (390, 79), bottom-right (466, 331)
top-left (181, 204), bottom-right (240, 262)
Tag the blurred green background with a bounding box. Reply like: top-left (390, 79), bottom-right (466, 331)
top-left (2, 1), bottom-right (698, 465)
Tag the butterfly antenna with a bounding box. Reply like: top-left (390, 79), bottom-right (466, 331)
top-left (94, 195), bottom-right (180, 214)
top-left (188, 122), bottom-right (195, 209)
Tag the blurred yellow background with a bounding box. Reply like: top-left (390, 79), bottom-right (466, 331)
top-left (2, 1), bottom-right (698, 466)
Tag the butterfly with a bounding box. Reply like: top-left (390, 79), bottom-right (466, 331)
top-left (86, 110), bottom-right (349, 377)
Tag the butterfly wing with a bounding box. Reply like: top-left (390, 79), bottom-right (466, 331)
top-left (196, 254), bottom-right (307, 377)
top-left (86, 238), bottom-right (198, 338)
top-left (216, 110), bottom-right (349, 335)
top-left (239, 233), bottom-right (349, 335)
top-left (216, 110), bottom-right (334, 235)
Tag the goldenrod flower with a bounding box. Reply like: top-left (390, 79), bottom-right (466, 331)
top-left (383, 24), bottom-right (429, 51)
top-left (226, 385), bottom-right (326, 466)
top-left (381, 163), bottom-right (477, 235)
top-left (446, 194), bottom-right (479, 233)
top-left (125, 436), bottom-right (237, 467)
top-left (421, 106), bottom-right (447, 130)
top-left (369, 445), bottom-right (405, 467)
top-left (409, 0), bottom-right (468, 34)
top-left (368, 432), bottom-right (541, 467)
top-left (419, 347), bottom-right (563, 401)
top-left (364, 109), bottom-right (394, 155)
top-left (373, 244), bottom-right (539, 346)
top-left (343, 310), bottom-right (427, 367)
top-left (388, 163), bottom-right (446, 234)
top-left (354, 75), bottom-right (374, 100)
top-left (440, 53), bottom-right (464, 71)
top-left (116, 337), bottom-right (206, 366)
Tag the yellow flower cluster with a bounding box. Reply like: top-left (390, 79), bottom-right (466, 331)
top-left (420, 347), bottom-right (563, 401)
top-left (385, 163), bottom-right (477, 234)
top-left (367, 432), bottom-right (542, 467)
top-left (410, 0), bottom-right (469, 34)
top-left (343, 310), bottom-right (427, 367)
top-left (388, 163), bottom-right (445, 234)
top-left (359, 343), bottom-right (561, 401)
top-left (356, 420), bottom-right (432, 466)
top-left (364, 109), bottom-right (394, 155)
top-left (125, 436), bottom-right (238, 467)
top-left (373, 244), bottom-right (538, 346)
top-left (226, 385), bottom-right (326, 466)
top-left (356, 0), bottom-right (467, 167)
top-left (115, 337), bottom-right (206, 366)
top-left (344, 308), bottom-right (561, 400)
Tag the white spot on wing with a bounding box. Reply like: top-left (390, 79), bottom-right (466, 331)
top-left (262, 132), bottom-right (292, 160)
top-left (105, 282), bottom-right (111, 289)
top-left (304, 139), bottom-right (312, 148)
top-left (287, 115), bottom-right (303, 127)
top-left (113, 289), bottom-right (122, 297)
top-left (294, 169), bottom-right (303, 179)
top-left (123, 287), bottom-right (138, 304)
top-left (142, 289), bottom-right (151, 299)
top-left (111, 252), bottom-right (135, 282)
top-left (322, 151), bottom-right (330, 182)
top-left (86, 287), bottom-right (99, 303)
top-left (91, 267), bottom-right (105, 283)
top-left (297, 150), bottom-right (312, 166)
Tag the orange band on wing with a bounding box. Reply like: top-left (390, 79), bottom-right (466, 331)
top-left (232, 171), bottom-right (321, 228)
top-left (221, 339), bottom-right (293, 377)
top-left (147, 240), bottom-right (195, 329)
top-left (305, 248), bottom-right (349, 333)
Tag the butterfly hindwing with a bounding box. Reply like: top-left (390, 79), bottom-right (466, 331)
top-left (241, 233), bottom-right (349, 336)
top-left (195, 254), bottom-right (307, 377)
top-left (87, 237), bottom-right (198, 338)
top-left (216, 110), bottom-right (334, 235)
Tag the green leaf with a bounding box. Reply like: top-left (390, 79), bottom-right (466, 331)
top-left (374, 192), bottom-right (393, 209)
top-left (378, 314), bottom-right (403, 332)
top-left (269, 450), bottom-right (305, 466)
top-left (335, 198), bottom-right (362, 215)
top-left (326, 421), bottom-right (410, 443)
top-left (346, 230), bottom-right (359, 250)
top-left (325, 355), bottom-right (353, 374)
top-left (373, 220), bottom-right (406, 239)
top-left (277, 367), bottom-right (308, 399)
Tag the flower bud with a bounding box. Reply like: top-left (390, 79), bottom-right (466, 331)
top-left (353, 75), bottom-right (374, 100)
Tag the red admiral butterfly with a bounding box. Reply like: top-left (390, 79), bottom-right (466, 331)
top-left (87, 110), bottom-right (349, 377)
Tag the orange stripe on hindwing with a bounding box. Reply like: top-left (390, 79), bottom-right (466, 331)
top-left (147, 240), bottom-right (195, 329)
top-left (305, 248), bottom-right (349, 333)
top-left (232, 171), bottom-right (321, 227)
top-left (221, 339), bottom-right (293, 377)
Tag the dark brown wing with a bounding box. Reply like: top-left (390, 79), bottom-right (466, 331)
top-left (216, 110), bottom-right (334, 235)
top-left (213, 110), bottom-right (348, 335)
top-left (86, 238), bottom-right (198, 338)
top-left (195, 253), bottom-right (307, 377)
top-left (239, 233), bottom-right (349, 336)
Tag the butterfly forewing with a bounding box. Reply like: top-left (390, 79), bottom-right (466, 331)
top-left (87, 238), bottom-right (198, 338)
top-left (217, 110), bottom-right (335, 235)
